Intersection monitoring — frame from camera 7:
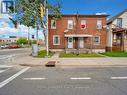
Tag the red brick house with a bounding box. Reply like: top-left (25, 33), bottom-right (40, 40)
top-left (48, 14), bottom-right (108, 53)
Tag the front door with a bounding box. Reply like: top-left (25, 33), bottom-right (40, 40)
top-left (68, 37), bottom-right (73, 48)
top-left (79, 38), bottom-right (84, 48)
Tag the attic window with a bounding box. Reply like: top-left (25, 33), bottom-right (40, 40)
top-left (117, 18), bottom-right (122, 28)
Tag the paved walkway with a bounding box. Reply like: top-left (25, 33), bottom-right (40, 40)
top-left (10, 52), bottom-right (127, 67)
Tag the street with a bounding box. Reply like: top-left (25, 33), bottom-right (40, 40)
top-left (0, 66), bottom-right (127, 95)
top-left (0, 49), bottom-right (127, 95)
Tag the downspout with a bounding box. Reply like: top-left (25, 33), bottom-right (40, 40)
top-left (76, 13), bottom-right (79, 54)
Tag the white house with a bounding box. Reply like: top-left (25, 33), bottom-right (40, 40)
top-left (107, 9), bottom-right (127, 51)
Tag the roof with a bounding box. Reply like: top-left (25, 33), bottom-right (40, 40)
top-left (107, 9), bottom-right (127, 24)
top-left (49, 14), bottom-right (109, 18)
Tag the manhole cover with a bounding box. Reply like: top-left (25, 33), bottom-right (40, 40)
top-left (45, 61), bottom-right (56, 67)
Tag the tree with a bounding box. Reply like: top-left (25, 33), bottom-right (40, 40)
top-left (11, 0), bottom-right (61, 41)
top-left (16, 38), bottom-right (28, 45)
top-left (10, 0), bottom-right (62, 55)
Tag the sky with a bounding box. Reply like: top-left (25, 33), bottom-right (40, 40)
top-left (0, 0), bottom-right (127, 39)
top-left (49, 0), bottom-right (127, 18)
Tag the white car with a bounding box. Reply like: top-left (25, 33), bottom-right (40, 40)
top-left (0, 44), bottom-right (9, 49)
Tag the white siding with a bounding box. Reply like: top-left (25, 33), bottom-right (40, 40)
top-left (112, 12), bottom-right (127, 28)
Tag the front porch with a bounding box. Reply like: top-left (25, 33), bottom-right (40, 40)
top-left (64, 34), bottom-right (101, 53)
top-left (112, 28), bottom-right (127, 51)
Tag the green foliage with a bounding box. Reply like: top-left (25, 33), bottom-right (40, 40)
top-left (37, 50), bottom-right (54, 58)
top-left (16, 38), bottom-right (28, 45)
top-left (59, 52), bottom-right (104, 58)
top-left (101, 52), bottom-right (127, 57)
top-left (13, 0), bottom-right (62, 28)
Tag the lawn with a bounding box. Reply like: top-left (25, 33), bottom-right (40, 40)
top-left (59, 52), bottom-right (104, 58)
top-left (37, 50), bottom-right (54, 58)
top-left (101, 52), bottom-right (127, 57)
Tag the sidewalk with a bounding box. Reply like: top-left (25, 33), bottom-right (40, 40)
top-left (11, 53), bottom-right (127, 67)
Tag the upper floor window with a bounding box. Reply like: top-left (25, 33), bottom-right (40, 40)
top-left (94, 36), bottom-right (100, 45)
top-left (117, 18), bottom-right (122, 28)
top-left (96, 20), bottom-right (102, 29)
top-left (51, 19), bottom-right (56, 29)
top-left (1, 1), bottom-right (14, 13)
top-left (81, 20), bottom-right (86, 29)
top-left (68, 20), bottom-right (73, 29)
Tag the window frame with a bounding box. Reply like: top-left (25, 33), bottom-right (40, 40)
top-left (81, 20), bottom-right (86, 29)
top-left (117, 18), bottom-right (122, 28)
top-left (51, 19), bottom-right (56, 29)
top-left (96, 20), bottom-right (102, 29)
top-left (1, 1), bottom-right (14, 14)
top-left (94, 36), bottom-right (100, 45)
top-left (53, 35), bottom-right (60, 45)
top-left (68, 20), bottom-right (73, 29)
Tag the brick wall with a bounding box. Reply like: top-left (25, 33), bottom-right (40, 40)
top-left (48, 15), bottom-right (107, 49)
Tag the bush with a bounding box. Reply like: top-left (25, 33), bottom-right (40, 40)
top-left (16, 38), bottom-right (28, 45)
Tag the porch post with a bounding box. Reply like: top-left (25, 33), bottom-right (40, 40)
top-left (122, 31), bottom-right (125, 51)
top-left (91, 37), bottom-right (93, 52)
top-left (106, 29), bottom-right (113, 51)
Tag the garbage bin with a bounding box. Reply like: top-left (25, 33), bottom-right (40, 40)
top-left (32, 44), bottom-right (38, 57)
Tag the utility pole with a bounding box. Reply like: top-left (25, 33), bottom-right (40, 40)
top-left (28, 27), bottom-right (30, 45)
top-left (46, 7), bottom-right (49, 56)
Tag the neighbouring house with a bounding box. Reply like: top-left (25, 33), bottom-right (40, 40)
top-left (0, 36), bottom-right (20, 44)
top-left (107, 9), bottom-right (127, 52)
top-left (48, 14), bottom-right (108, 53)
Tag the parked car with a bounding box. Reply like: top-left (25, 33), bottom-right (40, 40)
top-left (0, 44), bottom-right (9, 49)
top-left (8, 44), bottom-right (20, 49)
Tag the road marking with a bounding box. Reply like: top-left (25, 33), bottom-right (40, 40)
top-left (70, 77), bottom-right (91, 80)
top-left (111, 77), bottom-right (127, 80)
top-left (0, 67), bottom-right (30, 88)
top-left (0, 65), bottom-right (13, 68)
top-left (0, 68), bottom-right (9, 74)
top-left (0, 70), bottom-right (6, 73)
top-left (23, 77), bottom-right (46, 80)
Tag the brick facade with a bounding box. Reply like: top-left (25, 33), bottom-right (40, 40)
top-left (48, 14), bottom-right (108, 52)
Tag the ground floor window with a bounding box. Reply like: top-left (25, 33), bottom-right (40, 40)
top-left (53, 35), bottom-right (60, 45)
top-left (94, 36), bottom-right (100, 45)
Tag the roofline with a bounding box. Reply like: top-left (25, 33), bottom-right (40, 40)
top-left (49, 14), bottom-right (109, 17)
top-left (107, 9), bottom-right (127, 24)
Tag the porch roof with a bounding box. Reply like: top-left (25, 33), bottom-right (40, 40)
top-left (112, 28), bottom-right (127, 32)
top-left (65, 34), bottom-right (93, 37)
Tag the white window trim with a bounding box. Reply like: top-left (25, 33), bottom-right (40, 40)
top-left (81, 20), bottom-right (86, 29)
top-left (68, 20), bottom-right (73, 29)
top-left (53, 35), bottom-right (60, 45)
top-left (51, 20), bottom-right (56, 29)
top-left (94, 36), bottom-right (100, 45)
top-left (96, 20), bottom-right (102, 29)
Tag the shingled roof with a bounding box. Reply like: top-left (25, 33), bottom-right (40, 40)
top-left (107, 9), bottom-right (127, 24)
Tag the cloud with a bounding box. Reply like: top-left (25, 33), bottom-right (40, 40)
top-left (0, 27), bottom-right (18, 34)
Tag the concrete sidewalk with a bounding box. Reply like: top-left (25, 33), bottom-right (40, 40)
top-left (10, 53), bottom-right (127, 67)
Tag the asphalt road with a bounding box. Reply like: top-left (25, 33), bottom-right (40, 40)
top-left (0, 48), bottom-right (31, 65)
top-left (0, 66), bottom-right (127, 95)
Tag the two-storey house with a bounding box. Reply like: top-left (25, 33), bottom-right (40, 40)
top-left (48, 14), bottom-right (108, 53)
top-left (107, 9), bottom-right (127, 51)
